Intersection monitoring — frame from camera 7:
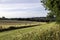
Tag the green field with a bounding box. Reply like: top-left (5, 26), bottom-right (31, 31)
top-left (0, 20), bottom-right (60, 40)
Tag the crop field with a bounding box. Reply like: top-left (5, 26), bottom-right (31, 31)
top-left (0, 20), bottom-right (42, 30)
top-left (0, 20), bottom-right (60, 40)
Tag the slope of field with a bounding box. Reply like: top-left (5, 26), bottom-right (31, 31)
top-left (0, 22), bottom-right (60, 40)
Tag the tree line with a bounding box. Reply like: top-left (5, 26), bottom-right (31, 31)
top-left (0, 16), bottom-right (55, 22)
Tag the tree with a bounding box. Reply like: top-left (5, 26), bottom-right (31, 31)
top-left (2, 16), bottom-right (5, 19)
top-left (41, 0), bottom-right (60, 23)
top-left (47, 12), bottom-right (55, 21)
top-left (1, 16), bottom-right (6, 20)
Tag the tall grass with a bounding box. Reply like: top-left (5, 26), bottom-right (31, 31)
top-left (0, 22), bottom-right (60, 40)
top-left (20, 23), bottom-right (60, 40)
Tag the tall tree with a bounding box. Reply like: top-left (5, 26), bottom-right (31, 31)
top-left (41, 0), bottom-right (60, 23)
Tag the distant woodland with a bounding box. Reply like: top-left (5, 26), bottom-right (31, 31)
top-left (0, 16), bottom-right (55, 22)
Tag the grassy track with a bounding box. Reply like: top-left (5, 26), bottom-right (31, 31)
top-left (0, 22), bottom-right (60, 40)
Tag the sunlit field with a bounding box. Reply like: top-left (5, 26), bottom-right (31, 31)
top-left (0, 20), bottom-right (60, 40)
top-left (0, 20), bottom-right (42, 30)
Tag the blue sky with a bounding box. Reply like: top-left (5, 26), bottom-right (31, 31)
top-left (0, 0), bottom-right (48, 18)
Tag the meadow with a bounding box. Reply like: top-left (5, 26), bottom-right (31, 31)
top-left (0, 20), bottom-right (60, 40)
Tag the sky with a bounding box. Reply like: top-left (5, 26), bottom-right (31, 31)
top-left (0, 0), bottom-right (48, 18)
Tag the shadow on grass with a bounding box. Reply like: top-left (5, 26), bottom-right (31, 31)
top-left (0, 24), bottom-right (40, 32)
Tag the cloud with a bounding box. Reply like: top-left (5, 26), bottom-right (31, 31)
top-left (0, 3), bottom-right (41, 10)
top-left (0, 2), bottom-right (48, 18)
top-left (0, 10), bottom-right (47, 18)
top-left (0, 3), bottom-right (46, 12)
top-left (0, 0), bottom-right (40, 3)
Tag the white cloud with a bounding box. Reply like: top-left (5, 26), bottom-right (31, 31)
top-left (0, 3), bottom-right (48, 18)
top-left (0, 3), bottom-right (41, 11)
top-left (0, 0), bottom-right (40, 3)
top-left (0, 11), bottom-right (47, 18)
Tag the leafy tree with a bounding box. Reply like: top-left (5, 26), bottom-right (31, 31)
top-left (41, 0), bottom-right (60, 23)
top-left (2, 16), bottom-right (5, 19)
top-left (47, 12), bottom-right (55, 20)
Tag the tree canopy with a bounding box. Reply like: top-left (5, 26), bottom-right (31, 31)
top-left (41, 0), bottom-right (60, 23)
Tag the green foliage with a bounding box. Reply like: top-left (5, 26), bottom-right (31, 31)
top-left (47, 12), bottom-right (54, 19)
top-left (41, 0), bottom-right (60, 23)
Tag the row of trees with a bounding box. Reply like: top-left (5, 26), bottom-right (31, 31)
top-left (0, 17), bottom-right (55, 22)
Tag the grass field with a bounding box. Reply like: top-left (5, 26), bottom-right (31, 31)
top-left (0, 20), bottom-right (60, 40)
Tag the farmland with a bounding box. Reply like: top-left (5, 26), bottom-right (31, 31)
top-left (0, 20), bottom-right (60, 40)
top-left (0, 20), bottom-right (41, 30)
